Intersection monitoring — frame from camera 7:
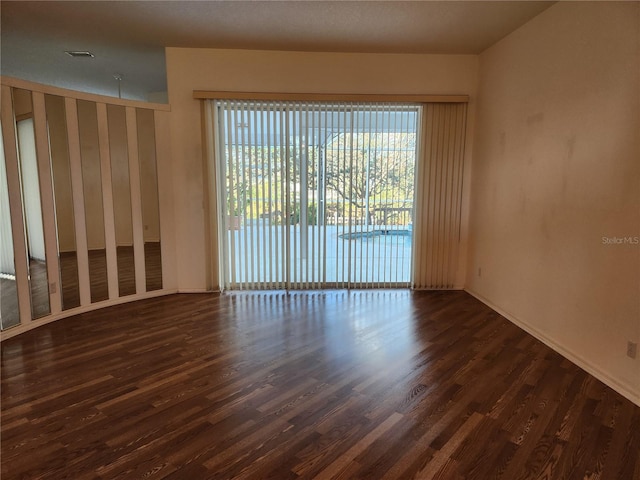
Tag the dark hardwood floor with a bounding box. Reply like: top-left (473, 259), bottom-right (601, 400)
top-left (1, 290), bottom-right (639, 479)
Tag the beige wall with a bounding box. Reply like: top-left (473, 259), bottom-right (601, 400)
top-left (165, 47), bottom-right (478, 290)
top-left (466, 2), bottom-right (640, 402)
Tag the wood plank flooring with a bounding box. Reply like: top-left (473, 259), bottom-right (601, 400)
top-left (0, 243), bottom-right (162, 329)
top-left (1, 290), bottom-right (639, 479)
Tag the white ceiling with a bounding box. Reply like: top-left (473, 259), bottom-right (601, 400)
top-left (1, 1), bottom-right (553, 100)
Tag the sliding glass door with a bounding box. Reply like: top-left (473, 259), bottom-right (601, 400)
top-left (212, 101), bottom-right (420, 290)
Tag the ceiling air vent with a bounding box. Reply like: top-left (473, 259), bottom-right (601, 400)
top-left (65, 51), bottom-right (94, 58)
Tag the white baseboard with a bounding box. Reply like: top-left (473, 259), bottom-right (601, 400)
top-left (176, 288), bottom-right (212, 294)
top-left (465, 288), bottom-right (640, 407)
top-left (412, 285), bottom-right (465, 291)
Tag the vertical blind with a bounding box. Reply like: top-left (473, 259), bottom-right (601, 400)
top-left (209, 100), bottom-right (420, 290)
top-left (206, 99), bottom-right (467, 291)
top-left (413, 103), bottom-right (468, 289)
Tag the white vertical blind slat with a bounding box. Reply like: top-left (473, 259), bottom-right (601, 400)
top-left (346, 105), bottom-right (353, 288)
top-left (239, 102), bottom-right (250, 290)
top-left (307, 104), bottom-right (312, 286)
top-left (291, 104), bottom-right (298, 288)
top-left (248, 107), bottom-right (257, 291)
top-left (391, 103), bottom-right (400, 285)
top-left (447, 105), bottom-right (460, 286)
top-left (438, 104), bottom-right (451, 287)
top-left (372, 106), bottom-right (380, 287)
top-left (363, 108), bottom-right (371, 287)
top-left (321, 105), bottom-right (329, 286)
top-left (409, 107), bottom-right (424, 287)
top-left (284, 104), bottom-right (290, 289)
top-left (433, 104), bottom-right (443, 287)
top-left (429, 105), bottom-right (441, 287)
top-left (265, 103), bottom-right (273, 288)
top-left (398, 105), bottom-right (406, 286)
top-left (339, 103), bottom-right (347, 288)
top-left (211, 102), bottom-right (228, 291)
top-left (451, 105), bottom-right (468, 282)
top-left (227, 104), bottom-right (236, 289)
top-left (257, 107), bottom-right (266, 290)
top-left (205, 102), bottom-right (221, 291)
top-left (321, 105), bottom-right (328, 286)
top-left (383, 102), bottom-right (391, 287)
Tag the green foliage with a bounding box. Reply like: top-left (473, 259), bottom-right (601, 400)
top-left (224, 132), bottom-right (416, 224)
top-left (226, 180), bottom-right (250, 216)
top-left (307, 202), bottom-right (318, 226)
top-left (324, 132), bottom-right (416, 209)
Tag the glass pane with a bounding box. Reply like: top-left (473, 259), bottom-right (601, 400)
top-left (14, 88), bottom-right (50, 318)
top-left (216, 102), bottom-right (418, 289)
top-left (136, 108), bottom-right (162, 291)
top-left (45, 94), bottom-right (80, 310)
top-left (77, 100), bottom-right (108, 303)
top-left (0, 118), bottom-right (21, 329)
top-left (107, 105), bottom-right (135, 297)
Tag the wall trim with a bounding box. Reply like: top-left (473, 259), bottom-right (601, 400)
top-left (413, 285), bottom-right (465, 291)
top-left (194, 90), bottom-right (469, 103)
top-left (177, 288), bottom-right (211, 294)
top-left (465, 288), bottom-right (640, 407)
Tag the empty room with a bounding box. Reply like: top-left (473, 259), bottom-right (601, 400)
top-left (1, 1), bottom-right (639, 479)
